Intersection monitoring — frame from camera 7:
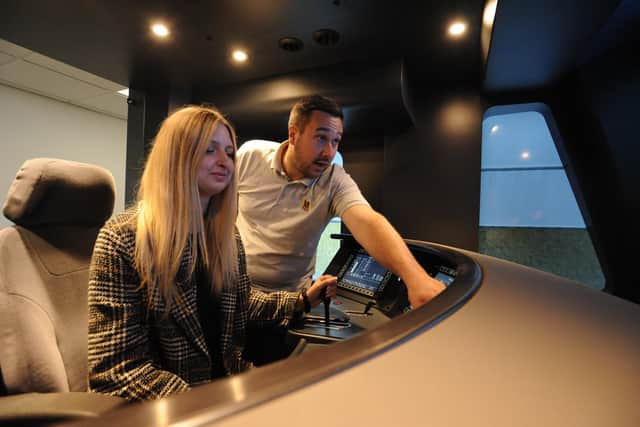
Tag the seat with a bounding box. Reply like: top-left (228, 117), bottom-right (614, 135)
top-left (0, 158), bottom-right (125, 424)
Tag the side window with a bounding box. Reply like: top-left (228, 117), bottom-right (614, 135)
top-left (480, 104), bottom-right (605, 289)
top-left (314, 152), bottom-right (343, 278)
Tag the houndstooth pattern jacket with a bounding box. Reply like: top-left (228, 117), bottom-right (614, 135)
top-left (88, 208), bottom-right (298, 401)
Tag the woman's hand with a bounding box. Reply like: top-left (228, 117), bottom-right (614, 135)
top-left (306, 275), bottom-right (338, 307)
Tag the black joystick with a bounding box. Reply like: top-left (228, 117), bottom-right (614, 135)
top-left (319, 287), bottom-right (330, 327)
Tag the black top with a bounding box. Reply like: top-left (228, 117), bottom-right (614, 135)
top-left (195, 263), bottom-right (225, 379)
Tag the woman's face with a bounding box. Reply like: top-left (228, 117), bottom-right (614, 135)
top-left (197, 124), bottom-right (235, 205)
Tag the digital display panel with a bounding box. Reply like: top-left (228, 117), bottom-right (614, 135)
top-left (340, 253), bottom-right (387, 294)
top-left (434, 272), bottom-right (455, 286)
top-left (434, 266), bottom-right (456, 286)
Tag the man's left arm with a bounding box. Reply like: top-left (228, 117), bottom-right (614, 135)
top-left (341, 204), bottom-right (445, 308)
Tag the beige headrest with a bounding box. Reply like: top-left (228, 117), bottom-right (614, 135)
top-left (2, 158), bottom-right (115, 227)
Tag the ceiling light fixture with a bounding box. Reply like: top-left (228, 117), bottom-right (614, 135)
top-left (232, 50), bottom-right (248, 62)
top-left (151, 23), bottom-right (169, 38)
top-left (312, 29), bottom-right (340, 47)
top-left (279, 37), bottom-right (304, 52)
top-left (448, 21), bottom-right (467, 37)
top-left (521, 151), bottom-right (530, 159)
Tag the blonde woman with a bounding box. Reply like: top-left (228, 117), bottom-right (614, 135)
top-left (88, 106), bottom-right (336, 401)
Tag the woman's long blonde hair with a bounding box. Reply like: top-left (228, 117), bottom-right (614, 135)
top-left (134, 106), bottom-right (238, 312)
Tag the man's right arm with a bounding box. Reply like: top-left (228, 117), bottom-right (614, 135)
top-left (341, 205), bottom-right (445, 309)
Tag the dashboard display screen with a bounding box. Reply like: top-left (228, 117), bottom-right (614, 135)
top-left (434, 272), bottom-right (455, 286)
top-left (340, 253), bottom-right (388, 294)
top-left (434, 265), bottom-right (456, 286)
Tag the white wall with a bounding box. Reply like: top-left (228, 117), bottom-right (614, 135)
top-left (0, 83), bottom-right (126, 228)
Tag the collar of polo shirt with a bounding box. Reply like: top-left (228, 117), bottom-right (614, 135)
top-left (271, 140), bottom-right (318, 187)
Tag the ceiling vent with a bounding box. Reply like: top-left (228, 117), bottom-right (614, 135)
top-left (278, 37), bottom-right (304, 52)
top-left (312, 29), bottom-right (340, 47)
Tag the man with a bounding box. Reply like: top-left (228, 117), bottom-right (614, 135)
top-left (236, 94), bottom-right (445, 310)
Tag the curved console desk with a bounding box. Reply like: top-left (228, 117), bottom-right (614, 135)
top-left (61, 236), bottom-right (483, 427)
top-left (61, 236), bottom-right (640, 427)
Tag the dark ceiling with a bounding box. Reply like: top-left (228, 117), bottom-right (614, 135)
top-left (485, 0), bottom-right (622, 92)
top-left (0, 0), bottom-right (485, 92)
top-left (1, 0), bottom-right (628, 99)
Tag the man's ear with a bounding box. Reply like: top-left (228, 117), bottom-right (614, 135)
top-left (288, 125), bottom-right (297, 145)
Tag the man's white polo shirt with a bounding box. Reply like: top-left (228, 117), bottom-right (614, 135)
top-left (236, 140), bottom-right (369, 292)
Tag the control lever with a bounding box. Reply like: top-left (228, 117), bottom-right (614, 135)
top-left (319, 287), bottom-right (330, 327)
top-left (345, 300), bottom-right (376, 316)
top-left (363, 300), bottom-right (376, 314)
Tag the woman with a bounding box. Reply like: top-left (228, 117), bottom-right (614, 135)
top-left (88, 106), bottom-right (335, 401)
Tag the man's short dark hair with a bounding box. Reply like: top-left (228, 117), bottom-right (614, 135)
top-left (288, 95), bottom-right (343, 132)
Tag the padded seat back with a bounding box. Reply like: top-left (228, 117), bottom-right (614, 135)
top-left (0, 158), bottom-right (115, 393)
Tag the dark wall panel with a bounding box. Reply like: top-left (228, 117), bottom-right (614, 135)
top-left (577, 15), bottom-right (639, 302)
top-left (530, 0), bottom-right (640, 303)
top-left (341, 142), bottom-right (385, 212)
top-left (197, 60), bottom-right (412, 144)
top-left (124, 87), bottom-right (175, 205)
top-left (545, 74), bottom-right (637, 303)
top-left (581, 40), bottom-right (639, 228)
top-left (383, 91), bottom-right (484, 250)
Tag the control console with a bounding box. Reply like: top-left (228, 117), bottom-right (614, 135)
top-left (289, 234), bottom-right (457, 344)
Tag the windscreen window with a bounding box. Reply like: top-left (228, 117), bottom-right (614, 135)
top-left (480, 104), bottom-right (604, 290)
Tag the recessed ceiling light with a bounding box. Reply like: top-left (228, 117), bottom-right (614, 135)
top-left (521, 151), bottom-right (530, 159)
top-left (279, 37), bottom-right (304, 52)
top-left (312, 29), bottom-right (340, 47)
top-left (151, 23), bottom-right (170, 38)
top-left (448, 21), bottom-right (467, 37)
top-left (232, 50), bottom-right (248, 62)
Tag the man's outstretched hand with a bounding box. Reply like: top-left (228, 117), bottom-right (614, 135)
top-left (404, 271), bottom-right (446, 309)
